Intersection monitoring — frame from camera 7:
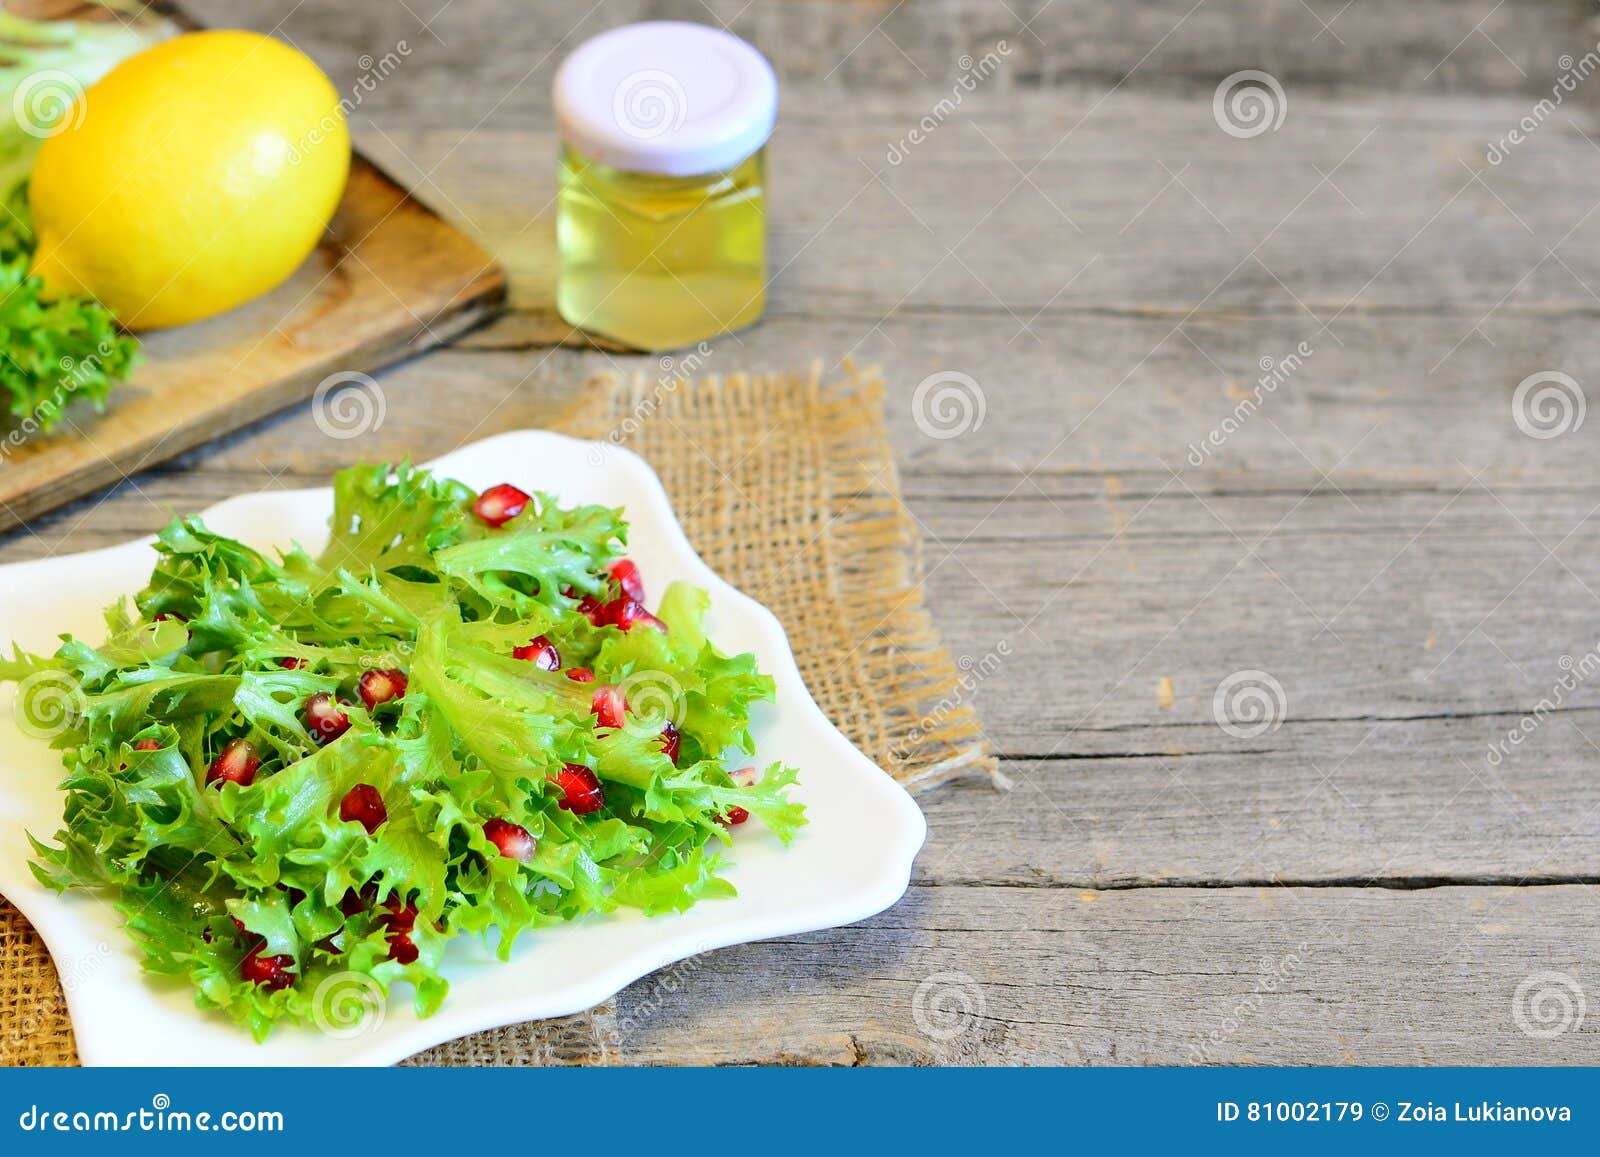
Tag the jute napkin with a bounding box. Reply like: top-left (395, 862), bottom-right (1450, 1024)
top-left (0, 363), bottom-right (996, 1066)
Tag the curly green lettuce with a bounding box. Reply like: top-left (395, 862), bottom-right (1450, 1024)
top-left (1, 5), bottom-right (152, 431)
top-left (0, 461), bottom-right (804, 1040)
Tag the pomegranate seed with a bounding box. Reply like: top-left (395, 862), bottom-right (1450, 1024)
top-left (378, 896), bottom-right (420, 962)
top-left (608, 559), bottom-right (645, 603)
top-left (304, 692), bottom-right (350, 743)
top-left (231, 916), bottom-right (248, 935)
top-left (729, 766), bottom-right (758, 787)
top-left (602, 597), bottom-right (667, 633)
top-left (119, 737), bottom-right (163, 770)
top-left (483, 818), bottom-right (535, 862)
top-left (358, 668), bottom-right (408, 709)
top-left (205, 738), bottom-right (259, 788)
top-left (472, 483), bottom-right (530, 528)
top-left (277, 657), bottom-right (305, 670)
top-left (379, 897), bottom-right (418, 934)
top-left (339, 783), bottom-right (387, 834)
top-left (577, 594), bottom-right (607, 626)
top-left (658, 721), bottom-right (680, 765)
top-left (153, 611), bottom-right (187, 623)
top-left (590, 685), bottom-right (626, 730)
top-left (554, 763), bottom-right (605, 815)
top-left (340, 883), bottom-right (378, 917)
top-left (512, 635), bottom-right (560, 670)
top-left (387, 933), bottom-right (419, 965)
top-left (566, 667), bottom-right (595, 683)
top-left (720, 807), bottom-right (750, 826)
top-left (240, 944), bottom-right (295, 989)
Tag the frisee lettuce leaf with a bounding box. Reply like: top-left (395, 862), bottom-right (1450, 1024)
top-left (2, 461), bottom-right (804, 1040)
top-left (1, 4), bottom-right (154, 432)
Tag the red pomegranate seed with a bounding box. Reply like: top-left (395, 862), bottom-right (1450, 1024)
top-left (231, 916), bottom-right (248, 935)
top-left (205, 738), bottom-right (260, 788)
top-left (602, 597), bottom-right (667, 633)
top-left (608, 559), bottom-right (645, 603)
top-left (577, 594), bottom-right (607, 626)
top-left (720, 806), bottom-right (750, 826)
top-left (472, 483), bottom-right (530, 528)
top-left (339, 884), bottom-right (377, 917)
top-left (590, 685), bottom-right (626, 730)
top-left (120, 736), bottom-right (163, 770)
top-left (512, 635), bottom-right (560, 670)
top-left (729, 766), bottom-right (758, 787)
top-left (277, 657), bottom-right (305, 670)
top-left (240, 944), bottom-right (295, 989)
top-left (483, 818), bottom-right (535, 862)
top-left (339, 783), bottom-right (387, 834)
top-left (358, 668), bottom-right (408, 709)
top-left (304, 692), bottom-right (350, 743)
top-left (387, 933), bottom-right (419, 965)
top-left (566, 667), bottom-right (595, 683)
top-left (379, 897), bottom-right (418, 934)
top-left (658, 721), bottom-right (680, 765)
top-left (554, 763), bottom-right (605, 815)
top-left (377, 896), bottom-right (420, 962)
top-left (153, 611), bottom-right (187, 623)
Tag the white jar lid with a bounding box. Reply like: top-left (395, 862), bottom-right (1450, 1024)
top-left (554, 21), bottom-right (777, 177)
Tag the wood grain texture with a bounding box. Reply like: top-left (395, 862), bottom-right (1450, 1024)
top-left (4, 0), bottom-right (1600, 1064)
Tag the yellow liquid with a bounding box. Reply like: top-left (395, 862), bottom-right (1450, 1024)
top-left (556, 147), bottom-right (766, 350)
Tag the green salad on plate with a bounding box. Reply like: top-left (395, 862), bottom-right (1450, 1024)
top-left (0, 462), bottom-right (804, 1040)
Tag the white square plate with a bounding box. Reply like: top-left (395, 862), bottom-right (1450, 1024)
top-left (0, 431), bottom-right (926, 1065)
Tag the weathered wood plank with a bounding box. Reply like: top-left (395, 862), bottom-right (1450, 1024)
top-left (349, 89), bottom-right (1600, 325)
top-left (407, 883), bottom-right (1600, 1065)
top-left (189, 0), bottom-right (1586, 100)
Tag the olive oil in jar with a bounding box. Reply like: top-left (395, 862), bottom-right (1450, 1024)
top-left (553, 22), bottom-right (776, 350)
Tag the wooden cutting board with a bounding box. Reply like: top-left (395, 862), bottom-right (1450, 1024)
top-left (0, 3), bottom-right (506, 533)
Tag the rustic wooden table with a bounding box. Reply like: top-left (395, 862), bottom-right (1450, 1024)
top-left (9, 0), bottom-right (1600, 1064)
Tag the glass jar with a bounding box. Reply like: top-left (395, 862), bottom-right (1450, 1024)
top-left (553, 22), bottom-right (776, 350)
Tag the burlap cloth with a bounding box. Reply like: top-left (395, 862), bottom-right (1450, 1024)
top-left (0, 363), bottom-right (996, 1066)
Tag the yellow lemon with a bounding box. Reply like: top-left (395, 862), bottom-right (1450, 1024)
top-left (28, 30), bottom-right (350, 330)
